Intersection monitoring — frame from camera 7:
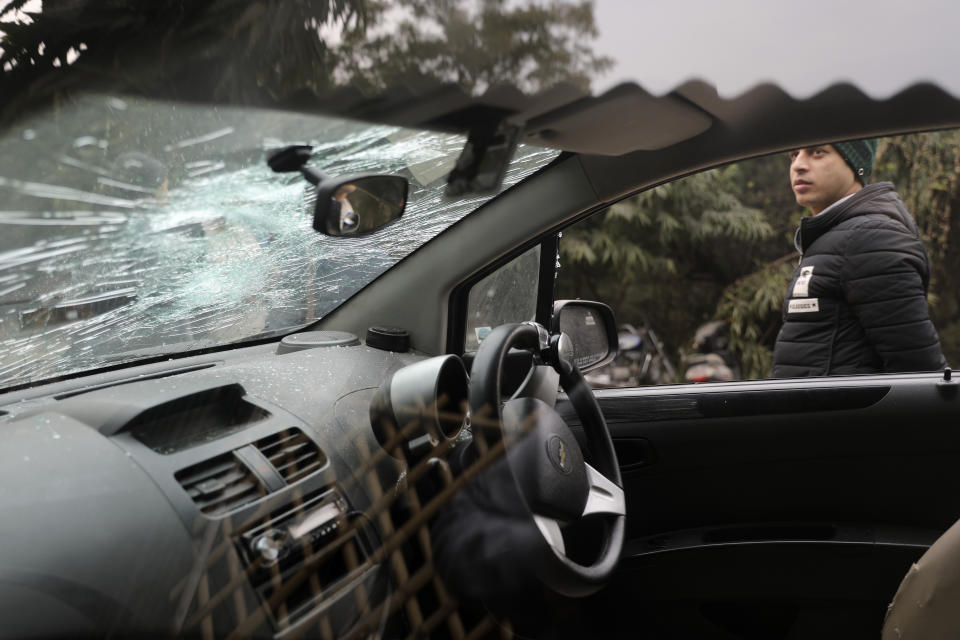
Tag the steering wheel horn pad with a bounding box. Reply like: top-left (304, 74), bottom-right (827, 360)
top-left (502, 397), bottom-right (589, 522)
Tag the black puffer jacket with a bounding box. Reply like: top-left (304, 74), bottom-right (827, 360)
top-left (772, 182), bottom-right (945, 377)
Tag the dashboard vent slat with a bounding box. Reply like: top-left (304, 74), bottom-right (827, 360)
top-left (177, 457), bottom-right (239, 487)
top-left (254, 429), bottom-right (326, 484)
top-left (176, 452), bottom-right (266, 516)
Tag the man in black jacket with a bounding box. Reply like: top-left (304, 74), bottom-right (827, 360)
top-left (772, 139), bottom-right (945, 377)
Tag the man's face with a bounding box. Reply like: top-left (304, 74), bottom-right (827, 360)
top-left (789, 145), bottom-right (861, 214)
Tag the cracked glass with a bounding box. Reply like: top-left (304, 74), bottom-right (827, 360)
top-left (0, 94), bottom-right (559, 389)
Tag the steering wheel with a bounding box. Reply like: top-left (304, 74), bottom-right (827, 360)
top-left (468, 322), bottom-right (626, 597)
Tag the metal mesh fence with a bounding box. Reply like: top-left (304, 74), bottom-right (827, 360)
top-left (176, 396), bottom-right (517, 640)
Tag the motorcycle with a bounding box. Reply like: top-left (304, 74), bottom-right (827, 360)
top-left (585, 323), bottom-right (677, 388)
top-left (584, 320), bottom-right (741, 387)
top-left (681, 320), bottom-right (740, 382)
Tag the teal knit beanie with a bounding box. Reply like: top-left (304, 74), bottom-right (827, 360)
top-left (833, 138), bottom-right (878, 183)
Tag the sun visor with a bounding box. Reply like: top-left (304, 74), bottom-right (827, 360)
top-left (522, 84), bottom-right (713, 156)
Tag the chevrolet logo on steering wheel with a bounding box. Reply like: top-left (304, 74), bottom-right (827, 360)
top-left (548, 435), bottom-right (572, 475)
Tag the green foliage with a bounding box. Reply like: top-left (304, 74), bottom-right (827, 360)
top-left (715, 255), bottom-right (796, 379)
top-left (564, 168), bottom-right (773, 273)
top-left (0, 0), bottom-right (609, 127)
top-left (875, 134), bottom-right (957, 266)
top-left (0, 0), bottom-right (370, 124)
top-left (557, 165), bottom-right (773, 354)
top-left (336, 0), bottom-right (613, 94)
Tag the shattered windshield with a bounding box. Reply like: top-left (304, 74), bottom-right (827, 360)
top-left (0, 94), bottom-right (558, 389)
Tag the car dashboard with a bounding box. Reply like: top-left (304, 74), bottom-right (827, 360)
top-left (0, 333), bottom-right (492, 639)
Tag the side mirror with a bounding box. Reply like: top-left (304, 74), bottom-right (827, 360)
top-left (267, 145), bottom-right (408, 237)
top-left (551, 300), bottom-right (618, 372)
top-left (313, 175), bottom-right (408, 237)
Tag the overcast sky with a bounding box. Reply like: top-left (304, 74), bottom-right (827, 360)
top-left (592, 0), bottom-right (960, 98)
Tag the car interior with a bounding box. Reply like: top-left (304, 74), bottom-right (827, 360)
top-left (316, 81), bottom-right (960, 639)
top-left (3, 4), bottom-right (960, 639)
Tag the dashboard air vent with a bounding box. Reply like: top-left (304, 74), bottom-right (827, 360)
top-left (175, 452), bottom-right (267, 516)
top-left (254, 428), bottom-right (326, 484)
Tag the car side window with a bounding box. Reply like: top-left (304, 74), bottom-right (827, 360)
top-left (464, 245), bottom-right (541, 352)
top-left (557, 131), bottom-right (959, 385)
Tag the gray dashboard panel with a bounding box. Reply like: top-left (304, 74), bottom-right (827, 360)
top-left (0, 411), bottom-right (194, 635)
top-left (0, 339), bottom-right (429, 636)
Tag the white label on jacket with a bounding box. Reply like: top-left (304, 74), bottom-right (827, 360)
top-left (788, 297), bottom-right (820, 313)
top-left (792, 265), bottom-right (814, 297)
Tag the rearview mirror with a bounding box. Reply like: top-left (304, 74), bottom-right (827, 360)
top-left (551, 300), bottom-right (618, 372)
top-left (267, 145), bottom-right (408, 237)
top-left (314, 175), bottom-right (408, 237)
